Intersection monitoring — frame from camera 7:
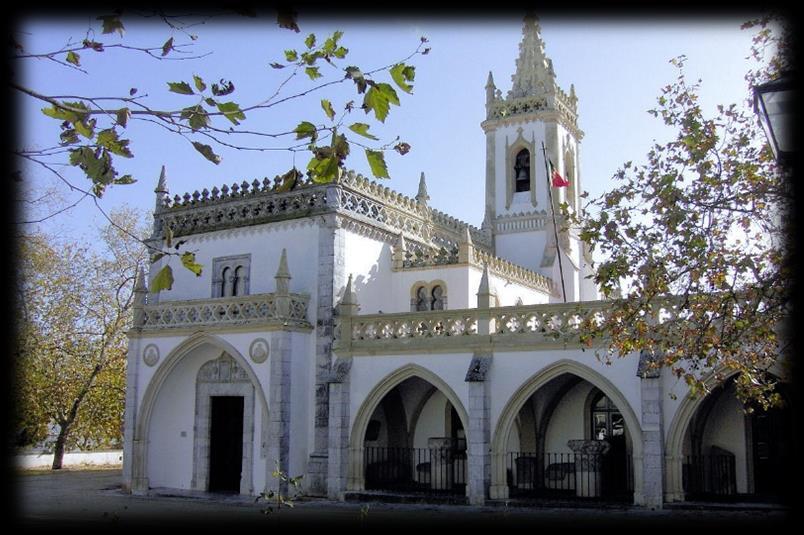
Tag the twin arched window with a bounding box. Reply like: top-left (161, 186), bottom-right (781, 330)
top-left (212, 254), bottom-right (251, 298)
top-left (412, 282), bottom-right (447, 311)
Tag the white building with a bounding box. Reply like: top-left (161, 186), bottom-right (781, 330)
top-left (122, 16), bottom-right (791, 507)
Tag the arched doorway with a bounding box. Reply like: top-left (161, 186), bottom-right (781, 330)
top-left (491, 360), bottom-right (642, 503)
top-left (672, 375), bottom-right (792, 502)
top-left (350, 366), bottom-right (469, 497)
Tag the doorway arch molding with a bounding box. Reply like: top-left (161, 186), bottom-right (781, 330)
top-left (130, 332), bottom-right (269, 493)
top-left (348, 363), bottom-right (470, 492)
top-left (489, 359), bottom-right (644, 502)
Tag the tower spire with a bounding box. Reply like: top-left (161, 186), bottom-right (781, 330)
top-left (415, 172), bottom-right (430, 205)
top-left (509, 13), bottom-right (556, 99)
top-left (154, 165), bottom-right (168, 210)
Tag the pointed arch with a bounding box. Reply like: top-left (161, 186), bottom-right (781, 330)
top-left (490, 359), bottom-right (643, 502)
top-left (665, 366), bottom-right (779, 501)
top-left (347, 364), bottom-right (469, 491)
top-left (130, 332), bottom-right (269, 493)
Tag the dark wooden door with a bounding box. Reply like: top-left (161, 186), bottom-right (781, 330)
top-left (752, 403), bottom-right (791, 499)
top-left (208, 396), bottom-right (244, 493)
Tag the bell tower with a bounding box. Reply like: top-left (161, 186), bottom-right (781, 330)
top-left (481, 14), bottom-right (596, 302)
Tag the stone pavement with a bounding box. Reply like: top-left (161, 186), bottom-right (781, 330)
top-left (12, 468), bottom-right (795, 531)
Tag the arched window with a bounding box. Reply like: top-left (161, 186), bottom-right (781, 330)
top-left (232, 266), bottom-right (246, 296)
top-left (514, 149), bottom-right (531, 192)
top-left (221, 267), bottom-right (232, 297)
top-left (414, 285), bottom-right (429, 311)
top-left (431, 285), bottom-right (445, 310)
top-left (591, 392), bottom-right (625, 441)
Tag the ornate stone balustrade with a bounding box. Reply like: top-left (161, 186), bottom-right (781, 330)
top-left (334, 300), bottom-right (611, 354)
top-left (134, 292), bottom-right (311, 332)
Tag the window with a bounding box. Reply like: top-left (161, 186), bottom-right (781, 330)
top-left (212, 254), bottom-right (251, 298)
top-left (410, 281), bottom-right (448, 311)
top-left (590, 392), bottom-right (625, 441)
top-left (514, 148), bottom-right (531, 192)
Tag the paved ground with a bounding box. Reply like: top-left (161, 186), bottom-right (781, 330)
top-left (12, 468), bottom-right (797, 531)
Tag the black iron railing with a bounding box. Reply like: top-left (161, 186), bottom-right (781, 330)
top-left (506, 451), bottom-right (633, 501)
top-left (683, 454), bottom-right (737, 498)
top-left (363, 446), bottom-right (467, 495)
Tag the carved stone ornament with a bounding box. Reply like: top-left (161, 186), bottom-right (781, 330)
top-left (465, 353), bottom-right (492, 382)
top-left (142, 344), bottom-right (160, 367)
top-left (327, 357), bottom-right (353, 384)
top-left (249, 338), bottom-right (270, 364)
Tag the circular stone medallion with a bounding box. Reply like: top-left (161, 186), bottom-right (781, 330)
top-left (143, 344), bottom-right (160, 367)
top-left (249, 338), bottom-right (269, 364)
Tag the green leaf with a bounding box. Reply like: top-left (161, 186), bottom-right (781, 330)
top-left (150, 265), bottom-right (174, 293)
top-left (321, 99), bottom-right (335, 121)
top-left (114, 175), bottom-right (136, 185)
top-left (181, 105), bottom-right (209, 131)
top-left (180, 252), bottom-right (203, 276)
top-left (216, 101), bottom-right (246, 125)
top-left (193, 74), bottom-right (206, 93)
top-left (365, 149), bottom-right (389, 179)
top-left (68, 146), bottom-right (115, 195)
top-left (150, 251), bottom-right (168, 264)
top-left (191, 141), bottom-right (221, 164)
top-left (66, 51), bottom-right (80, 66)
top-left (348, 122), bottom-right (378, 140)
top-left (97, 128), bottom-right (133, 157)
top-left (98, 15), bottom-right (125, 37)
top-left (116, 107), bottom-right (130, 128)
top-left (73, 118), bottom-right (95, 139)
top-left (167, 81), bottom-right (195, 95)
top-left (305, 66), bottom-right (322, 80)
top-left (161, 37), bottom-right (174, 57)
top-left (345, 66), bottom-right (367, 93)
top-left (390, 63), bottom-right (415, 94)
top-left (307, 155), bottom-right (340, 184)
top-left (363, 83), bottom-right (399, 123)
top-left (284, 49), bottom-right (298, 62)
top-left (294, 121), bottom-right (317, 141)
top-left (304, 33), bottom-right (316, 49)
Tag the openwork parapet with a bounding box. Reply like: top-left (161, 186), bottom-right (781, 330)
top-left (134, 292), bottom-right (311, 331)
top-left (335, 300), bottom-right (611, 354)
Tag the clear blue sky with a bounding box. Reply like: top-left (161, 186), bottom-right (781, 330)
top-left (17, 13), bottom-right (765, 242)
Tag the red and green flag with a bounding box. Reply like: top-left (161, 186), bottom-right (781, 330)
top-left (549, 159), bottom-right (570, 187)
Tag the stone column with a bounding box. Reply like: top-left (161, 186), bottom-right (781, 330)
top-left (121, 336), bottom-right (141, 493)
top-left (266, 329), bottom-right (291, 495)
top-left (638, 351), bottom-right (665, 508)
top-left (327, 358), bottom-right (352, 500)
top-left (465, 352), bottom-right (492, 505)
top-left (306, 209), bottom-right (345, 495)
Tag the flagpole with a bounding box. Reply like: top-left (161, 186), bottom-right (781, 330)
top-left (541, 142), bottom-right (567, 303)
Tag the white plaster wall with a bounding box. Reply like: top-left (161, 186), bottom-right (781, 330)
top-left (701, 389), bottom-right (748, 493)
top-left (544, 381), bottom-right (594, 453)
top-left (412, 390), bottom-right (449, 449)
top-left (343, 230), bottom-right (394, 313)
top-left (149, 219), bottom-right (320, 302)
top-left (495, 231), bottom-right (549, 276)
top-left (466, 264), bottom-right (550, 307)
top-left (147, 344), bottom-right (214, 489)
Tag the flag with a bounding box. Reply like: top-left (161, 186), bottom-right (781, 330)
top-left (549, 159), bottom-right (570, 187)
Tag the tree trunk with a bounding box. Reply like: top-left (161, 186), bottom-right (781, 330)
top-left (51, 423), bottom-right (69, 470)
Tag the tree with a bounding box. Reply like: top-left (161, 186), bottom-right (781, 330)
top-left (13, 208), bottom-right (148, 468)
top-left (12, 9), bottom-right (428, 287)
top-left (568, 15), bottom-right (793, 408)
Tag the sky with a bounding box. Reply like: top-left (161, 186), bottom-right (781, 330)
top-left (15, 11), bottom-right (767, 244)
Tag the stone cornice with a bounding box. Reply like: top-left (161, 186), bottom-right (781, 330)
top-left (481, 108), bottom-right (584, 141)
